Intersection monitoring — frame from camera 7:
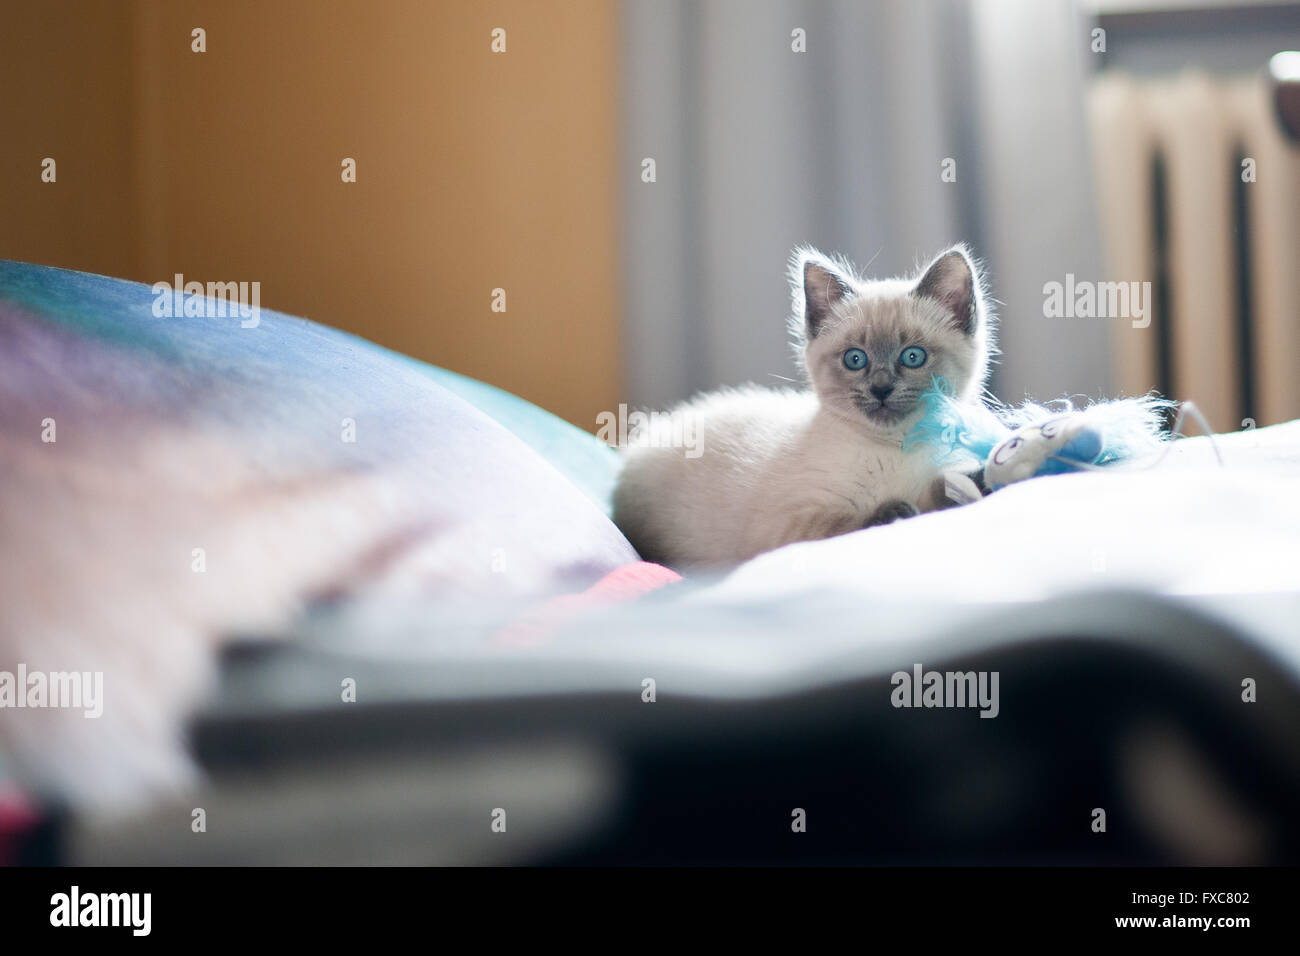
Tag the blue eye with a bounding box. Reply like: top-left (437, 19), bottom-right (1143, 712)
top-left (842, 348), bottom-right (868, 371)
top-left (899, 346), bottom-right (927, 368)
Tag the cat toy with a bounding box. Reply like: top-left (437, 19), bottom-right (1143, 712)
top-left (902, 377), bottom-right (1181, 492)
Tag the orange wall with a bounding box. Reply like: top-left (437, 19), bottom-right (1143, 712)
top-left (0, 0), bottom-right (621, 429)
top-left (0, 2), bottom-right (141, 280)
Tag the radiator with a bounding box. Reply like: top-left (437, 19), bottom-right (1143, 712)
top-left (1089, 71), bottom-right (1300, 430)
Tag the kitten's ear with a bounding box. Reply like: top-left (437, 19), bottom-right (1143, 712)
top-left (794, 250), bottom-right (854, 339)
top-left (915, 246), bottom-right (981, 335)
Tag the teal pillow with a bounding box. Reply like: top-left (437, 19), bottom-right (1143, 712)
top-left (387, 355), bottom-right (619, 516)
top-left (0, 259), bottom-right (621, 516)
top-left (0, 260), bottom-right (638, 599)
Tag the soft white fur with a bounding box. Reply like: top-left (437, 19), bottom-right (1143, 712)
top-left (613, 246), bottom-right (994, 570)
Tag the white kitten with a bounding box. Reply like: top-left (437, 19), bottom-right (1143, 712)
top-left (612, 245), bottom-right (994, 570)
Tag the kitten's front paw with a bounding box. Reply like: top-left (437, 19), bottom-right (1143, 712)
top-left (864, 499), bottom-right (919, 528)
top-left (985, 413), bottom-right (1102, 490)
top-left (926, 470), bottom-right (985, 510)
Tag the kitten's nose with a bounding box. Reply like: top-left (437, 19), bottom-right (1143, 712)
top-left (870, 383), bottom-right (894, 402)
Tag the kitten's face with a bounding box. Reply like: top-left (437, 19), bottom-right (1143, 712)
top-left (792, 247), bottom-right (991, 438)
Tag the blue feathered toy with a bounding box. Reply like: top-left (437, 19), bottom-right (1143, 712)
top-left (903, 377), bottom-right (1172, 493)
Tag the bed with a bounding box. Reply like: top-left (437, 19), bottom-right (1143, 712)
top-left (2, 260), bottom-right (1297, 864)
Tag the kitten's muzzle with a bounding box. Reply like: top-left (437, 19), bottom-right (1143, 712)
top-left (855, 392), bottom-right (904, 423)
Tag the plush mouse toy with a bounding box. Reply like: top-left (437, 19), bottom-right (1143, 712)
top-left (904, 377), bottom-right (1171, 495)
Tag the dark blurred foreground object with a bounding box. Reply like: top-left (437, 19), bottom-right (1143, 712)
top-left (54, 591), bottom-right (1300, 866)
top-left (1271, 51), bottom-right (1300, 143)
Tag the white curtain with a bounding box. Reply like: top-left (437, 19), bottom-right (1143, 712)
top-left (620, 0), bottom-right (1110, 409)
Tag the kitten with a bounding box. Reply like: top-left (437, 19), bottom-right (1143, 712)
top-left (612, 245), bottom-right (994, 570)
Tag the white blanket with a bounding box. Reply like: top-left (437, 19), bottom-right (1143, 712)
top-left (706, 421), bottom-right (1300, 606)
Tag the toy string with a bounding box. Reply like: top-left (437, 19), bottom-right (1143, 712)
top-left (1045, 399), bottom-right (1224, 472)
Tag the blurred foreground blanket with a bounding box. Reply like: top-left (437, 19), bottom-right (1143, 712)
top-left (0, 260), bottom-right (635, 810)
